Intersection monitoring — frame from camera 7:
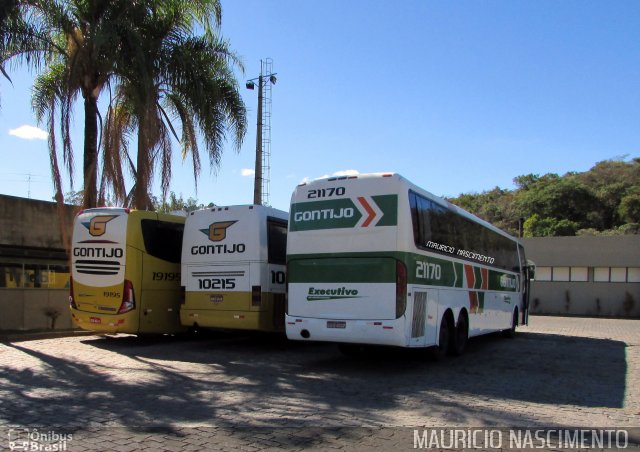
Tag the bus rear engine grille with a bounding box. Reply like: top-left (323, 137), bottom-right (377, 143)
top-left (75, 260), bottom-right (120, 275)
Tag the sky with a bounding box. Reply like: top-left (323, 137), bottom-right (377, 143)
top-left (0, 0), bottom-right (638, 212)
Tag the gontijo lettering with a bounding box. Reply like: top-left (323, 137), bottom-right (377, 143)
top-left (294, 207), bottom-right (354, 222)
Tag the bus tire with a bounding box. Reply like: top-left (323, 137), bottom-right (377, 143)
top-left (503, 308), bottom-right (518, 338)
top-left (452, 312), bottom-right (468, 356)
top-left (432, 313), bottom-right (452, 361)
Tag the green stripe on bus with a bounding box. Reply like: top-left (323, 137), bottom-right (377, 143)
top-left (289, 257), bottom-right (396, 283)
top-left (288, 251), bottom-right (519, 292)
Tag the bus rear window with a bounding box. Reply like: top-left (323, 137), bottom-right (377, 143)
top-left (141, 220), bottom-right (184, 263)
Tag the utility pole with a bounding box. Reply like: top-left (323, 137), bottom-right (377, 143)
top-left (246, 59), bottom-right (276, 206)
top-left (253, 74), bottom-right (264, 205)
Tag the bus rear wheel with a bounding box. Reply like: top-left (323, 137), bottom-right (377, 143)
top-left (432, 314), bottom-right (451, 361)
top-left (503, 308), bottom-right (518, 338)
top-left (452, 313), bottom-right (468, 356)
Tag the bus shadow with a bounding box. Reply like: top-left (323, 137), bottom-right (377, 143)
top-left (0, 330), bottom-right (627, 432)
top-left (85, 329), bottom-right (628, 411)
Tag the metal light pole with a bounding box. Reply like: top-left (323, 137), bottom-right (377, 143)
top-left (253, 74), bottom-right (264, 205)
top-left (246, 59), bottom-right (276, 206)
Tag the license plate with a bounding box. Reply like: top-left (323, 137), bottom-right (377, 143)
top-left (89, 317), bottom-right (101, 324)
top-left (210, 295), bottom-right (223, 303)
top-left (327, 321), bottom-right (346, 329)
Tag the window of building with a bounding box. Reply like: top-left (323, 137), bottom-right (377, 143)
top-left (535, 266), bottom-right (552, 281)
top-left (593, 267), bottom-right (610, 282)
top-left (0, 262), bottom-right (70, 289)
top-left (552, 267), bottom-right (570, 282)
top-left (629, 268), bottom-right (640, 283)
top-left (570, 267), bottom-right (589, 282)
top-left (610, 267), bottom-right (627, 283)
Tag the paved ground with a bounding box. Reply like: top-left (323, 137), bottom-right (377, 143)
top-left (0, 316), bottom-right (639, 450)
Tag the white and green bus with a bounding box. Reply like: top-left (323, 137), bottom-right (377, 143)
top-left (286, 173), bottom-right (531, 356)
top-left (180, 205), bottom-right (288, 332)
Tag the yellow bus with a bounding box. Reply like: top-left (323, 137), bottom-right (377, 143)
top-left (180, 205), bottom-right (288, 332)
top-left (70, 208), bottom-right (186, 335)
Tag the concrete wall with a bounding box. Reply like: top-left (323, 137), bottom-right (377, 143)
top-left (0, 289), bottom-right (73, 331)
top-left (0, 194), bottom-right (77, 331)
top-left (523, 236), bottom-right (640, 318)
top-left (530, 282), bottom-right (639, 317)
top-left (0, 194), bottom-right (77, 250)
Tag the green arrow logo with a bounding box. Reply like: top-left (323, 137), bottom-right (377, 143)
top-left (290, 195), bottom-right (397, 231)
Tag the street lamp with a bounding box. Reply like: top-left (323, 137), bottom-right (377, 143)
top-left (246, 60), bottom-right (276, 206)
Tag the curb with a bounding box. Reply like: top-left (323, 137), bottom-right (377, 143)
top-left (0, 330), bottom-right (97, 343)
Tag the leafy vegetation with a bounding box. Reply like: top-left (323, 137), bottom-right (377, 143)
top-left (2, 0), bottom-right (246, 211)
top-left (63, 190), bottom-right (213, 214)
top-left (447, 157), bottom-right (640, 237)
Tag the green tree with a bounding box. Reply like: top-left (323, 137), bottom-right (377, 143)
top-left (514, 175), bottom-right (597, 229)
top-left (153, 191), bottom-right (214, 213)
top-left (5, 0), bottom-right (143, 209)
top-left (102, 0), bottom-right (246, 210)
top-left (618, 192), bottom-right (640, 224)
top-left (523, 214), bottom-right (579, 237)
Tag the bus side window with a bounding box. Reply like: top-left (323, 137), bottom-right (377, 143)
top-left (409, 192), bottom-right (420, 245)
top-left (267, 219), bottom-right (287, 265)
top-left (141, 220), bottom-right (185, 263)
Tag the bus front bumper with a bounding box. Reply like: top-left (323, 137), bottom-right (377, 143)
top-left (70, 307), bottom-right (135, 334)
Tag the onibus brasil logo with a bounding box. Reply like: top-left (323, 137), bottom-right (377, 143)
top-left (290, 195), bottom-right (397, 231)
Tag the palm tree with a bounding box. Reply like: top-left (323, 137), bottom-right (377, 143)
top-left (36, 0), bottom-right (144, 209)
top-left (1, 1), bottom-right (61, 110)
top-left (101, 0), bottom-right (246, 210)
top-left (4, 0), bottom-right (145, 209)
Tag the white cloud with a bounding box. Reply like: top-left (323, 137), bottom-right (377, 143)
top-left (240, 168), bottom-right (255, 176)
top-left (9, 125), bottom-right (48, 141)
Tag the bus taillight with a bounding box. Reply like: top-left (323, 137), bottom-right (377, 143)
top-left (396, 260), bottom-right (407, 318)
top-left (180, 286), bottom-right (186, 305)
top-left (118, 279), bottom-right (136, 314)
top-left (69, 276), bottom-right (78, 309)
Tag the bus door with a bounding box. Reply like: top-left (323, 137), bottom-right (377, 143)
top-left (408, 288), bottom-right (438, 347)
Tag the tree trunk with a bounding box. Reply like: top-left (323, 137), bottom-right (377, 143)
top-left (134, 114), bottom-right (151, 210)
top-left (83, 95), bottom-right (99, 209)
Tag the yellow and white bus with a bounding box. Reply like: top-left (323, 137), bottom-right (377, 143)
top-left (180, 205), bottom-right (288, 332)
top-left (286, 173), bottom-right (531, 356)
top-left (70, 208), bottom-right (185, 335)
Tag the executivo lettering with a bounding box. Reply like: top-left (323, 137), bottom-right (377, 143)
top-left (307, 286), bottom-right (362, 301)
